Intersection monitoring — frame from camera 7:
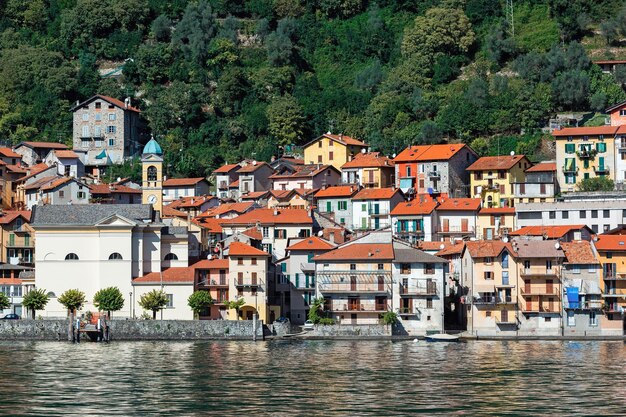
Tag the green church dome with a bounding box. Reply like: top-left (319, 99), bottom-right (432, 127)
top-left (142, 137), bottom-right (163, 155)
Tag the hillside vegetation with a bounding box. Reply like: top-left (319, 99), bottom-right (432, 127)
top-left (1, 0), bottom-right (625, 178)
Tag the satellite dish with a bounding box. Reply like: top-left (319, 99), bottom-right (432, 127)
top-left (477, 186), bottom-right (483, 193)
top-left (252, 160), bottom-right (257, 165)
top-left (510, 151), bottom-right (515, 156)
top-left (317, 230), bottom-right (323, 237)
top-left (392, 153), bottom-right (396, 158)
top-left (207, 254), bottom-right (213, 260)
top-left (439, 244), bottom-right (445, 250)
top-left (502, 237), bottom-right (509, 243)
top-left (361, 148), bottom-right (366, 153)
top-left (554, 242), bottom-right (560, 250)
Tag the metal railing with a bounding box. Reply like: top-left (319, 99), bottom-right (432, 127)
top-left (234, 278), bottom-right (263, 288)
top-left (519, 267), bottom-right (559, 278)
top-left (399, 284), bottom-right (437, 296)
top-left (603, 272), bottom-right (626, 281)
top-left (331, 303), bottom-right (388, 312)
top-left (520, 287), bottom-right (560, 296)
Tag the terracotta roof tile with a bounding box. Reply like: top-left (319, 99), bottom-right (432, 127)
top-left (594, 235), bottom-right (626, 251)
top-left (314, 185), bottom-right (358, 198)
top-left (133, 267), bottom-right (194, 284)
top-left (561, 241), bottom-right (598, 264)
top-left (229, 179), bottom-right (240, 187)
top-left (162, 205), bottom-right (189, 219)
top-left (40, 176), bottom-right (72, 191)
top-left (18, 141), bottom-right (68, 150)
top-left (241, 191), bottom-right (270, 199)
top-left (237, 162), bottom-right (271, 173)
top-left (269, 164), bottom-right (336, 179)
top-left (467, 155), bottom-right (528, 171)
top-left (0, 148), bottom-right (21, 158)
top-left (213, 163), bottom-right (240, 173)
top-left (552, 126), bottom-right (618, 137)
top-left (167, 195), bottom-right (216, 209)
top-left (221, 208), bottom-right (313, 225)
top-left (228, 241), bottom-right (269, 256)
top-left (192, 259), bottom-right (229, 269)
top-left (19, 163), bottom-right (54, 182)
top-left (435, 242), bottom-right (465, 257)
top-left (436, 198), bottom-right (481, 211)
top-left (198, 202), bottom-right (255, 218)
top-left (314, 243), bottom-right (393, 261)
top-left (353, 187), bottom-right (401, 200)
top-left (192, 217), bottom-right (223, 233)
top-left (89, 183), bottom-right (141, 195)
top-left (341, 152), bottom-right (394, 169)
top-left (465, 240), bottom-right (512, 258)
top-left (242, 227), bottom-right (263, 240)
top-left (479, 207), bottom-right (515, 215)
top-left (0, 210), bottom-right (32, 224)
top-left (393, 144), bottom-right (468, 162)
top-left (510, 225), bottom-right (588, 239)
top-left (525, 162), bottom-right (556, 173)
top-left (163, 177), bottom-right (208, 187)
top-left (391, 201), bottom-right (437, 215)
top-left (54, 150), bottom-right (79, 159)
top-left (287, 236), bottom-right (336, 251)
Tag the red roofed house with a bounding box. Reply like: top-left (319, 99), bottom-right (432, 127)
top-left (314, 185), bottom-right (359, 227)
top-left (88, 183), bottom-right (142, 204)
top-left (44, 149), bottom-right (84, 178)
top-left (24, 176), bottom-right (90, 209)
top-left (270, 164), bottom-right (341, 191)
top-left (509, 225), bottom-right (594, 242)
top-left (70, 94), bottom-right (145, 177)
top-left (220, 208), bottom-right (314, 260)
top-left (193, 258), bottom-right (230, 319)
top-left (0, 210), bottom-right (34, 267)
top-left (213, 163), bottom-right (241, 199)
top-left (13, 141), bottom-right (68, 167)
top-left (467, 154), bottom-right (531, 208)
top-left (163, 177), bottom-right (211, 203)
top-left (553, 124), bottom-right (619, 192)
top-left (341, 152), bottom-right (394, 188)
top-left (593, 235), bottom-right (626, 333)
top-left (165, 195), bottom-right (218, 217)
top-left (352, 187), bottom-right (405, 231)
top-left (513, 161), bottom-right (558, 205)
top-left (276, 236), bottom-right (337, 324)
top-left (303, 132), bottom-right (369, 171)
top-left (393, 144), bottom-right (477, 197)
top-left (267, 189), bottom-right (310, 210)
top-left (236, 161), bottom-right (274, 198)
top-left (605, 99), bottom-right (626, 126)
top-left (390, 200), bottom-right (438, 243)
top-left (435, 198), bottom-right (481, 240)
top-left (0, 147), bottom-right (22, 166)
top-left (132, 266), bottom-right (196, 319)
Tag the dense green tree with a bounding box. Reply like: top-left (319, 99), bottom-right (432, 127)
top-left (225, 298), bottom-right (246, 320)
top-left (267, 94), bottom-right (305, 146)
top-left (22, 289), bottom-right (50, 319)
top-left (551, 70), bottom-right (590, 110)
top-left (578, 176), bottom-right (615, 192)
top-left (139, 289), bottom-right (168, 319)
top-left (151, 15), bottom-right (173, 42)
top-left (172, 0), bottom-right (217, 64)
top-left (187, 291), bottom-right (214, 318)
top-left (0, 293), bottom-right (10, 311)
top-left (93, 287), bottom-right (125, 319)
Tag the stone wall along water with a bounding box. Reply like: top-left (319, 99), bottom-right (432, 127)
top-left (304, 324), bottom-right (391, 338)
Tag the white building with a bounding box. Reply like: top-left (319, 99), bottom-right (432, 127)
top-left (43, 149), bottom-right (85, 178)
top-left (390, 200), bottom-right (438, 243)
top-left (351, 187), bottom-right (404, 231)
top-left (435, 198), bottom-right (481, 240)
top-left (162, 177), bottom-right (211, 203)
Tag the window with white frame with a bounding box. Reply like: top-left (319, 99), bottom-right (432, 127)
top-left (166, 294), bottom-right (174, 308)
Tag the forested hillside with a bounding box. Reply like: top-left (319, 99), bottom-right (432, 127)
top-left (1, 0), bottom-right (626, 178)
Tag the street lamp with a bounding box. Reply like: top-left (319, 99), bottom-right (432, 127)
top-left (129, 292), bottom-right (132, 319)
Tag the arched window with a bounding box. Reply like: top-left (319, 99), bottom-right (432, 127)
top-left (47, 292), bottom-right (56, 298)
top-left (109, 252), bottom-right (123, 260)
top-left (65, 253), bottom-right (79, 260)
top-left (164, 253), bottom-right (178, 261)
top-left (147, 166), bottom-right (157, 181)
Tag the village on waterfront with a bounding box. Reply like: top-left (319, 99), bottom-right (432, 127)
top-left (0, 93), bottom-right (625, 340)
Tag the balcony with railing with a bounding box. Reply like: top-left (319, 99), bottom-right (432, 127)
top-left (603, 272), bottom-right (626, 281)
top-left (520, 286), bottom-right (561, 297)
top-left (367, 208), bottom-right (390, 217)
top-left (601, 289), bottom-right (626, 298)
top-left (519, 267), bottom-right (559, 278)
top-left (399, 282), bottom-right (437, 296)
top-left (234, 278), bottom-right (263, 288)
top-left (398, 307), bottom-right (419, 316)
top-left (436, 225), bottom-right (475, 235)
top-left (593, 165), bottom-right (610, 175)
top-left (513, 182), bottom-right (555, 198)
top-left (562, 165), bottom-right (579, 174)
top-left (300, 262), bottom-right (315, 272)
top-left (318, 280), bottom-right (392, 294)
top-left (522, 304), bottom-right (560, 313)
top-left (197, 277), bottom-right (228, 288)
top-left (330, 301), bottom-right (388, 313)
top-left (564, 299), bottom-right (603, 310)
top-left (428, 171), bottom-right (440, 179)
top-left (218, 181), bottom-right (228, 190)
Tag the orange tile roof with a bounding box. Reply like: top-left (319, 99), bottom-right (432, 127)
top-left (314, 243), bottom-right (393, 261)
top-left (163, 177), bottom-right (208, 187)
top-left (228, 241), bottom-right (269, 256)
top-left (18, 141), bottom-right (68, 150)
top-left (391, 200), bottom-right (437, 216)
top-left (40, 176), bottom-right (72, 191)
top-left (198, 202), bottom-right (255, 218)
top-left (552, 126), bottom-right (619, 137)
top-left (465, 240), bottom-right (512, 258)
top-left (510, 225), bottom-right (588, 239)
top-left (96, 95), bottom-right (141, 112)
top-left (0, 210), bottom-right (31, 224)
top-left (192, 259), bottom-right (229, 270)
top-left (167, 195), bottom-right (216, 209)
top-left (6, 164), bottom-right (27, 174)
top-left (269, 164), bottom-right (336, 179)
top-left (221, 208), bottom-right (313, 225)
top-left (237, 162), bottom-right (271, 173)
top-left (287, 236), bottom-right (336, 251)
top-left (561, 241), bottom-right (598, 264)
top-left (435, 242), bottom-right (465, 257)
top-left (479, 207), bottom-right (515, 215)
top-left (89, 183), bottom-right (141, 195)
top-left (19, 163), bottom-right (54, 182)
top-left (437, 198), bottom-right (481, 211)
top-left (133, 267), bottom-right (194, 284)
top-left (393, 144), bottom-right (468, 162)
top-left (341, 152), bottom-right (394, 169)
top-left (192, 217), bottom-right (223, 233)
top-left (0, 148), bottom-right (21, 158)
top-left (269, 189), bottom-right (294, 199)
top-left (162, 205), bottom-right (189, 219)
top-left (323, 133), bottom-right (368, 147)
top-left (314, 185), bottom-right (358, 198)
top-left (241, 191), bottom-right (270, 199)
top-left (353, 187), bottom-right (402, 200)
top-left (467, 155), bottom-right (527, 171)
top-left (213, 163), bottom-right (240, 173)
top-left (54, 150), bottom-right (79, 159)
top-left (525, 162), bottom-right (556, 173)
top-left (229, 179), bottom-right (240, 187)
top-left (242, 227), bottom-right (263, 240)
top-left (594, 235), bottom-right (626, 251)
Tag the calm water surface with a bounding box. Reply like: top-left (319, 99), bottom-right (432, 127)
top-left (0, 339), bottom-right (624, 416)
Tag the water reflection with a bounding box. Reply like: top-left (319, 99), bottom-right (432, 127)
top-left (0, 340), bottom-right (624, 415)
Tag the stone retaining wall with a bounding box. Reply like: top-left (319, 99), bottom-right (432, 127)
top-left (304, 324), bottom-right (391, 338)
top-left (0, 320), bottom-right (263, 341)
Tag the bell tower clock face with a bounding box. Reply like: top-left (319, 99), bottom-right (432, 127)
top-left (147, 194), bottom-right (158, 204)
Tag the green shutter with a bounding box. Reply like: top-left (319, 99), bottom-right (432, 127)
top-left (326, 201), bottom-right (331, 212)
top-left (9, 234), bottom-right (14, 246)
top-left (295, 273), bottom-right (300, 288)
top-left (565, 144), bottom-right (575, 154)
top-left (583, 159), bottom-right (589, 169)
top-left (308, 252), bottom-right (314, 262)
top-left (281, 263), bottom-right (286, 272)
top-left (305, 274), bottom-right (309, 288)
top-left (599, 156), bottom-right (605, 171)
top-left (24, 234), bottom-right (29, 246)
top-left (596, 142), bottom-right (606, 153)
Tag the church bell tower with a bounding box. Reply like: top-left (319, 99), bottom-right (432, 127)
top-left (141, 135), bottom-right (164, 213)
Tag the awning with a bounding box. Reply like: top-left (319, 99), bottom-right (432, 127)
top-left (566, 287), bottom-right (579, 309)
top-left (95, 149), bottom-right (107, 159)
top-left (474, 284), bottom-right (495, 293)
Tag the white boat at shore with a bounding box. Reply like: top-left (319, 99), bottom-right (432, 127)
top-left (425, 333), bottom-right (460, 342)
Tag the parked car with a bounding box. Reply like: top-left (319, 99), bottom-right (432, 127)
top-left (303, 320), bottom-right (315, 330)
top-left (275, 316), bottom-right (289, 324)
top-left (0, 313), bottom-right (20, 320)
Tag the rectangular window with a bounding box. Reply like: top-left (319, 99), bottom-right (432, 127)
top-left (318, 141), bottom-right (322, 148)
top-left (377, 263), bottom-right (384, 270)
top-left (262, 227), bottom-right (269, 238)
top-left (565, 143), bottom-right (575, 154)
top-left (166, 294), bottom-right (173, 308)
top-left (567, 311), bottom-right (575, 327)
top-left (95, 113), bottom-right (101, 121)
top-left (596, 142), bottom-right (606, 153)
top-left (424, 264), bottom-right (434, 274)
top-left (237, 257), bottom-right (243, 265)
top-left (591, 210), bottom-right (598, 218)
top-left (251, 257), bottom-right (257, 265)
top-left (82, 126), bottom-right (90, 137)
top-left (400, 263), bottom-right (411, 274)
top-left (82, 113), bottom-right (89, 121)
top-left (350, 264), bottom-right (356, 270)
top-left (94, 126), bottom-right (101, 137)
top-left (328, 151), bottom-right (334, 161)
top-left (106, 126), bottom-right (116, 134)
top-left (603, 209), bottom-right (610, 218)
top-left (59, 191), bottom-right (65, 198)
top-left (549, 211), bottom-right (556, 219)
top-left (580, 210), bottom-right (586, 219)
top-left (562, 211), bottom-right (569, 219)
top-left (108, 113), bottom-right (116, 121)
top-left (572, 265), bottom-right (580, 274)
top-left (485, 257), bottom-right (493, 265)
top-left (426, 298), bottom-right (433, 309)
top-left (95, 102), bottom-right (101, 109)
top-left (484, 271), bottom-right (493, 280)
top-left (77, 192), bottom-right (86, 199)
top-left (589, 312), bottom-right (597, 326)
top-left (109, 138), bottom-right (115, 146)
top-left (95, 139), bottom-right (103, 147)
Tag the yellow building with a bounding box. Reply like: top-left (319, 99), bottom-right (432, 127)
top-left (467, 155), bottom-right (531, 208)
top-left (594, 235), bottom-right (626, 334)
top-left (340, 151), bottom-right (394, 188)
top-left (0, 211), bottom-right (34, 266)
top-left (303, 133), bottom-right (368, 171)
top-left (553, 125), bottom-right (617, 192)
top-left (141, 137), bottom-right (164, 213)
top-left (476, 207), bottom-right (516, 240)
top-left (227, 241), bottom-right (279, 323)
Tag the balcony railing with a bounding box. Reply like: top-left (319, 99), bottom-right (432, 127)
top-left (437, 226), bottom-right (474, 234)
top-left (428, 171), bottom-right (440, 179)
top-left (522, 305), bottom-right (560, 313)
top-left (565, 300), bottom-right (603, 310)
top-left (234, 278), bottom-right (263, 288)
top-left (300, 262), bottom-right (315, 272)
top-left (197, 278), bottom-right (228, 287)
top-left (593, 166), bottom-right (609, 174)
top-left (398, 307), bottom-right (418, 316)
top-left (318, 283), bottom-right (391, 294)
top-left (520, 287), bottom-right (560, 296)
top-left (330, 303), bottom-right (388, 313)
top-left (519, 267), bottom-right (559, 278)
top-left (367, 209), bottom-right (390, 216)
top-left (603, 273), bottom-right (626, 281)
top-left (399, 284), bottom-right (437, 296)
top-left (562, 165), bottom-right (578, 174)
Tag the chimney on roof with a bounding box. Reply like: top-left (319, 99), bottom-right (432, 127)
top-left (274, 208), bottom-right (279, 216)
top-left (328, 230), bottom-right (335, 244)
top-left (124, 97), bottom-right (131, 109)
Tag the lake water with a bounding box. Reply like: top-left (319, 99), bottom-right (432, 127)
top-left (0, 340), bottom-right (624, 416)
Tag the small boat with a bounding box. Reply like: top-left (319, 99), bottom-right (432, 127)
top-left (425, 333), bottom-right (460, 342)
